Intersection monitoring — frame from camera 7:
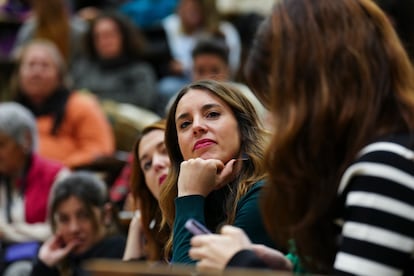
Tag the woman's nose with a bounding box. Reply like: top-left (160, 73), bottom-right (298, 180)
top-left (152, 154), bottom-right (168, 170)
top-left (68, 218), bottom-right (80, 232)
top-left (192, 117), bottom-right (207, 135)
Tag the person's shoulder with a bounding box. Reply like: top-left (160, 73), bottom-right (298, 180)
top-left (219, 20), bottom-right (238, 32)
top-left (93, 235), bottom-right (127, 258)
top-left (70, 15), bottom-right (88, 33)
top-left (355, 134), bottom-right (414, 169)
top-left (101, 235), bottom-right (127, 247)
top-left (238, 179), bottom-right (266, 201)
top-left (64, 92), bottom-right (105, 122)
top-left (32, 153), bottom-right (65, 170)
top-left (338, 133), bottom-right (414, 194)
top-left (126, 61), bottom-right (156, 74)
top-left (67, 91), bottom-right (101, 109)
top-left (162, 14), bottom-right (179, 30)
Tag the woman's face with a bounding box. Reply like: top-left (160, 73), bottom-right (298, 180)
top-left (54, 196), bottom-right (105, 255)
top-left (192, 54), bottom-right (230, 81)
top-left (178, 0), bottom-right (204, 31)
top-left (175, 89), bottom-right (241, 162)
top-left (0, 132), bottom-right (27, 176)
top-left (139, 129), bottom-right (170, 200)
top-left (94, 18), bottom-right (122, 59)
top-left (19, 45), bottom-right (60, 105)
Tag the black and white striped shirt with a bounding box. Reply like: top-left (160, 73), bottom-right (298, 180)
top-left (334, 135), bottom-right (414, 275)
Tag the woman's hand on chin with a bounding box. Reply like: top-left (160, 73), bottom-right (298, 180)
top-left (177, 158), bottom-right (237, 197)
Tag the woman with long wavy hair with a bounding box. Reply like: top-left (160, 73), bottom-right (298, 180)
top-left (189, 0), bottom-right (414, 274)
top-left (159, 80), bottom-right (276, 263)
top-left (123, 120), bottom-right (170, 261)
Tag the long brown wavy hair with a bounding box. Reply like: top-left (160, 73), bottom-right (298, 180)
top-left (245, 0), bottom-right (414, 273)
top-left (159, 80), bottom-right (269, 258)
top-left (32, 0), bottom-right (71, 63)
top-left (130, 119), bottom-right (170, 261)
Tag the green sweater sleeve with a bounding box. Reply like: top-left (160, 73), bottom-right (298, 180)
top-left (172, 195), bottom-right (206, 264)
top-left (172, 181), bottom-right (276, 264)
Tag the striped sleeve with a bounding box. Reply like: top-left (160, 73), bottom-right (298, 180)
top-left (334, 142), bottom-right (414, 276)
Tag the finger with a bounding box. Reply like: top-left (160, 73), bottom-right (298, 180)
top-left (190, 234), bottom-right (214, 247)
top-left (216, 159), bottom-right (237, 186)
top-left (220, 225), bottom-right (244, 236)
top-left (189, 247), bottom-right (204, 261)
top-left (60, 239), bottom-right (80, 254)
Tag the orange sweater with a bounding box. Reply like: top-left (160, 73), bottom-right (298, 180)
top-left (37, 92), bottom-right (115, 168)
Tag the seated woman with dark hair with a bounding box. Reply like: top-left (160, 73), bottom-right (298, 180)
top-left (31, 171), bottom-right (126, 276)
top-left (71, 11), bottom-right (158, 113)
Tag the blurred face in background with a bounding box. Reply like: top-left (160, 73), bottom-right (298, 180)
top-left (178, 0), bottom-right (204, 33)
top-left (139, 129), bottom-right (170, 200)
top-left (192, 54), bottom-right (230, 81)
top-left (54, 196), bottom-right (105, 255)
top-left (0, 132), bottom-right (26, 176)
top-left (19, 44), bottom-right (61, 106)
top-left (94, 18), bottom-right (122, 59)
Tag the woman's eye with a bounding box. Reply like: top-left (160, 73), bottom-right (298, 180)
top-left (143, 161), bottom-right (152, 171)
top-left (207, 111), bottom-right (220, 118)
top-left (180, 121), bottom-right (191, 129)
top-left (56, 215), bottom-right (69, 224)
top-left (78, 211), bottom-right (89, 220)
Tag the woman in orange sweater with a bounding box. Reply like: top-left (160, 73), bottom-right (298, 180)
top-left (12, 39), bottom-right (114, 168)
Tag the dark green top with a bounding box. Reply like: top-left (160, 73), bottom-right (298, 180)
top-left (172, 180), bottom-right (275, 264)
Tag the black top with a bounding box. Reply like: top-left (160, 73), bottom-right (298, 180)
top-left (30, 235), bottom-right (126, 276)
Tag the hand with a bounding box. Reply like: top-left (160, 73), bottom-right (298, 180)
top-left (123, 211), bottom-right (146, 260)
top-left (189, 225), bottom-right (252, 272)
top-left (38, 234), bottom-right (78, 267)
top-left (177, 158), bottom-right (237, 197)
top-left (250, 244), bottom-right (292, 271)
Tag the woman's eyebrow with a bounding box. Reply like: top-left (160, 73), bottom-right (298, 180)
top-left (176, 103), bottom-right (221, 121)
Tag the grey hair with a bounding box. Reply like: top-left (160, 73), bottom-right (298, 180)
top-left (0, 102), bottom-right (38, 152)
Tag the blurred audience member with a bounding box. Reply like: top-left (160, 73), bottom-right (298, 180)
top-left (118, 0), bottom-right (178, 29)
top-left (123, 120), bottom-right (170, 261)
top-left (191, 36), bottom-right (268, 126)
top-left (12, 39), bottom-right (114, 169)
top-left (31, 171), bottom-right (126, 276)
top-left (166, 36), bottom-right (269, 126)
top-left (157, 0), bottom-right (241, 113)
top-left (0, 102), bottom-right (67, 276)
top-left (13, 0), bottom-right (87, 65)
top-left (71, 12), bottom-right (158, 113)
